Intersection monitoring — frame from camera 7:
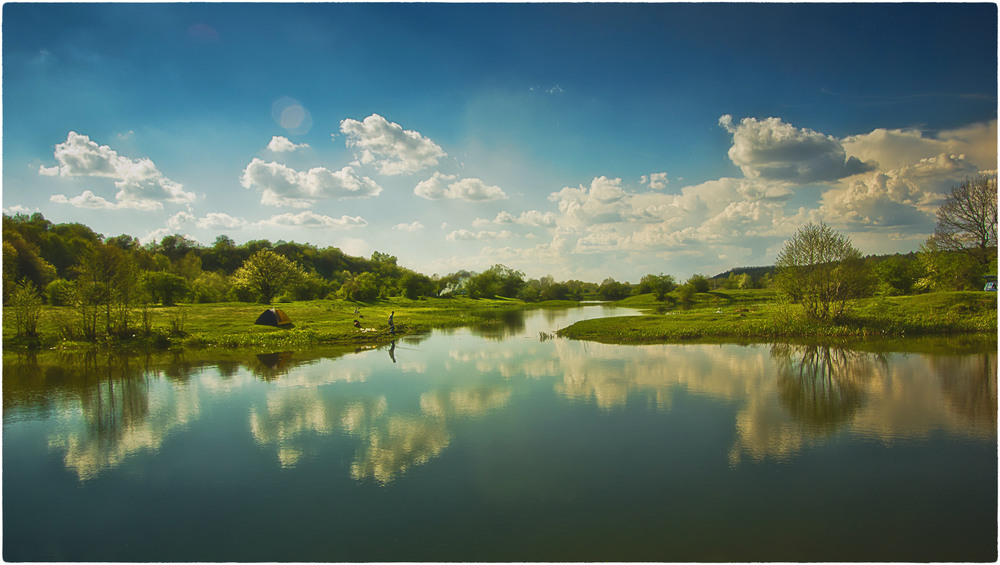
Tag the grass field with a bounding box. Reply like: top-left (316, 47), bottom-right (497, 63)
top-left (557, 290), bottom-right (997, 343)
top-left (2, 296), bottom-right (576, 351)
top-left (4, 290), bottom-right (995, 351)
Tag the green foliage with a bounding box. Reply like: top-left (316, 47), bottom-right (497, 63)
top-left (45, 278), bottom-right (76, 306)
top-left (916, 238), bottom-right (983, 291)
top-left (598, 277), bottom-right (631, 301)
top-left (9, 280), bottom-right (42, 337)
top-left (468, 265), bottom-right (525, 299)
top-left (231, 249), bottom-right (306, 304)
top-left (145, 271), bottom-right (190, 305)
top-left (400, 272), bottom-right (435, 299)
top-left (775, 223), bottom-right (872, 320)
top-left (638, 273), bottom-right (677, 300)
top-left (685, 274), bottom-right (710, 293)
top-left (190, 271), bottom-right (230, 303)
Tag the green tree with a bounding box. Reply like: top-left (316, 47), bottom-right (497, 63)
top-left (9, 280), bottom-right (42, 337)
top-left (231, 249), bottom-right (305, 304)
top-left (686, 274), bottom-right (710, 293)
top-left (639, 273), bottom-right (677, 301)
top-left (598, 278), bottom-right (631, 301)
top-left (145, 271), bottom-right (190, 305)
top-left (775, 223), bottom-right (871, 320)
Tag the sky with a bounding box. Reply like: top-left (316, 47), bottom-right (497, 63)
top-left (2, 2), bottom-right (997, 282)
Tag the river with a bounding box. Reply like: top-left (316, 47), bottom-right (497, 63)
top-left (3, 304), bottom-right (996, 561)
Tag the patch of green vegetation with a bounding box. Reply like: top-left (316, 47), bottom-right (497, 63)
top-left (2, 296), bottom-right (553, 352)
top-left (558, 291), bottom-right (997, 344)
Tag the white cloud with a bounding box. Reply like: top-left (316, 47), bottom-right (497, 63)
top-left (2, 204), bottom-right (38, 215)
top-left (641, 172), bottom-right (669, 190)
top-left (241, 158), bottom-right (382, 207)
top-left (720, 115), bottom-right (874, 183)
top-left (446, 229), bottom-right (513, 241)
top-left (165, 211), bottom-right (246, 231)
top-left (267, 136), bottom-right (309, 152)
top-left (474, 210), bottom-right (556, 228)
top-left (257, 211), bottom-right (368, 229)
top-left (340, 113), bottom-right (445, 175)
top-left (197, 212), bottom-right (246, 230)
top-left (394, 221), bottom-right (425, 232)
top-left (167, 210), bottom-right (195, 230)
top-left (50, 189), bottom-right (163, 211)
top-left (41, 131), bottom-right (195, 208)
top-left (414, 172), bottom-right (507, 202)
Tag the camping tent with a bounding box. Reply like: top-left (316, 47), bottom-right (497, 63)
top-left (255, 308), bottom-right (294, 328)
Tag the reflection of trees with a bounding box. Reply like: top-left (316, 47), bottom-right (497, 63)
top-left (935, 352), bottom-right (997, 430)
top-left (772, 344), bottom-right (884, 432)
top-left (469, 309), bottom-right (527, 340)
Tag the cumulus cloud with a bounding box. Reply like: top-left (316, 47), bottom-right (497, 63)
top-left (241, 158), bottom-right (382, 207)
top-left (414, 172), bottom-right (507, 202)
top-left (50, 189), bottom-right (163, 210)
top-left (842, 120), bottom-right (997, 172)
top-left (473, 210), bottom-right (557, 228)
top-left (267, 136), bottom-right (309, 152)
top-left (641, 172), bottom-right (669, 190)
top-left (166, 211), bottom-right (247, 231)
top-left (340, 114), bottom-right (445, 175)
top-left (41, 131), bottom-right (195, 209)
top-left (257, 211), bottom-right (368, 229)
top-left (446, 229), bottom-right (513, 241)
top-left (394, 221), bottom-right (425, 232)
top-left (720, 115), bottom-right (875, 183)
top-left (197, 212), bottom-right (246, 230)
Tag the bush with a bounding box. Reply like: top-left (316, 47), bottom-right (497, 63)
top-left (45, 278), bottom-right (76, 306)
top-left (9, 280), bottom-right (42, 337)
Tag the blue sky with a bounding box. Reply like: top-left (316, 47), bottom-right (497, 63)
top-left (3, 3), bottom-right (997, 281)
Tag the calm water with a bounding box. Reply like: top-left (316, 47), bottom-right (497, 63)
top-left (3, 305), bottom-right (997, 562)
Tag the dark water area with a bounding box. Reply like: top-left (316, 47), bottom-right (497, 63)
top-left (3, 305), bottom-right (997, 561)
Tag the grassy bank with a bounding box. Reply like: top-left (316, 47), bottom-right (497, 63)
top-left (3, 297), bottom-right (577, 352)
top-left (558, 291), bottom-right (997, 344)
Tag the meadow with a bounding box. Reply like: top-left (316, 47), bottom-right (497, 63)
top-left (557, 290), bottom-right (998, 343)
top-left (4, 289), bottom-right (995, 352)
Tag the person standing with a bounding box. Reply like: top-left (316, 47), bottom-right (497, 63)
top-left (388, 311), bottom-right (395, 335)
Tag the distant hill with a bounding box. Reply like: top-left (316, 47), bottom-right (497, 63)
top-left (712, 252), bottom-right (923, 281)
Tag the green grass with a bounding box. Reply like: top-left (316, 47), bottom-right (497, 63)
top-left (5, 290), bottom-right (995, 351)
top-left (2, 296), bottom-right (557, 352)
top-left (558, 291), bottom-right (997, 344)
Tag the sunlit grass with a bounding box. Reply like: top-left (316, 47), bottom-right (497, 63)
top-left (558, 291), bottom-right (997, 344)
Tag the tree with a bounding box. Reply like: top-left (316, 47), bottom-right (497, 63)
top-left (638, 273), bottom-right (677, 301)
top-left (931, 174), bottom-right (998, 270)
top-left (775, 223), bottom-right (871, 320)
top-left (598, 278), bottom-right (631, 301)
top-left (231, 249), bottom-right (305, 304)
top-left (686, 274), bottom-right (710, 293)
top-left (146, 271), bottom-right (190, 305)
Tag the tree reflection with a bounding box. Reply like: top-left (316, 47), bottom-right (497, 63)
top-left (772, 344), bottom-right (886, 432)
top-left (935, 352), bottom-right (997, 430)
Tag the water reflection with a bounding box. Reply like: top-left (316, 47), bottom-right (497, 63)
top-left (4, 328), bottom-right (995, 485)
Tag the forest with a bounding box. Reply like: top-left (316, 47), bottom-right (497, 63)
top-left (4, 211), bottom-right (994, 311)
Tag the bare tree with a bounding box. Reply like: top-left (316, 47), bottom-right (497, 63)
top-left (932, 174), bottom-right (998, 269)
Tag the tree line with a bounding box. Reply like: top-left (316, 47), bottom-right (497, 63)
top-left (3, 174), bottom-right (995, 335)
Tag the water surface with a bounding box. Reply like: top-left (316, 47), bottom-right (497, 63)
top-left (4, 305), bottom-right (996, 561)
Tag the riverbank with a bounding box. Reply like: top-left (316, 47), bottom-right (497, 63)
top-left (557, 291), bottom-right (997, 344)
top-left (2, 297), bottom-right (579, 352)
